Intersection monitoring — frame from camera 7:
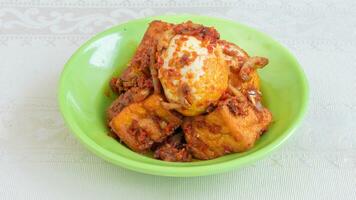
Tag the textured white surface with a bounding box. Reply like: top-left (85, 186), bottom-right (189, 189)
top-left (0, 0), bottom-right (355, 199)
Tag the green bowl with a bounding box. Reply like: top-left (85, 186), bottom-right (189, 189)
top-left (58, 15), bottom-right (309, 177)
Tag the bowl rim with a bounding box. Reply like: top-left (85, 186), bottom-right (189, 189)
top-left (58, 14), bottom-right (309, 177)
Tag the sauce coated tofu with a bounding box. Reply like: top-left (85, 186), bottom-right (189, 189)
top-left (110, 95), bottom-right (182, 153)
top-left (183, 96), bottom-right (272, 160)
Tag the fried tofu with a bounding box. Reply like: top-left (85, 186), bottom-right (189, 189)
top-left (183, 96), bottom-right (272, 160)
top-left (109, 94), bottom-right (182, 153)
top-left (110, 20), bottom-right (173, 95)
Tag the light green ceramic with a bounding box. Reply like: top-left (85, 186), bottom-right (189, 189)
top-left (58, 15), bottom-right (309, 177)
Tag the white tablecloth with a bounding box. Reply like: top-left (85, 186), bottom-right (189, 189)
top-left (0, 0), bottom-right (355, 199)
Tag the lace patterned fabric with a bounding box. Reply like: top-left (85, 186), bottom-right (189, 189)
top-left (0, 0), bottom-right (355, 199)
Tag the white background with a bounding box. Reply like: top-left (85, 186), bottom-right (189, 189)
top-left (0, 0), bottom-right (355, 199)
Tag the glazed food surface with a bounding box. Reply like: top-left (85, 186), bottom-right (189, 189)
top-left (108, 20), bottom-right (272, 162)
top-left (159, 34), bottom-right (228, 116)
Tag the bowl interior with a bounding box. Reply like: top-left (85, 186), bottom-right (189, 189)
top-left (59, 15), bottom-right (308, 176)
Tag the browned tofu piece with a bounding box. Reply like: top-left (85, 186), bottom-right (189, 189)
top-left (110, 21), bottom-right (173, 94)
top-left (183, 96), bottom-right (272, 160)
top-left (109, 94), bottom-right (182, 153)
top-left (107, 20), bottom-right (174, 121)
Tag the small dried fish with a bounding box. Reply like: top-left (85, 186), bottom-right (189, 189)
top-left (240, 56), bottom-right (268, 81)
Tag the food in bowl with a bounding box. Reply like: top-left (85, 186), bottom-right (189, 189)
top-left (107, 20), bottom-right (272, 162)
